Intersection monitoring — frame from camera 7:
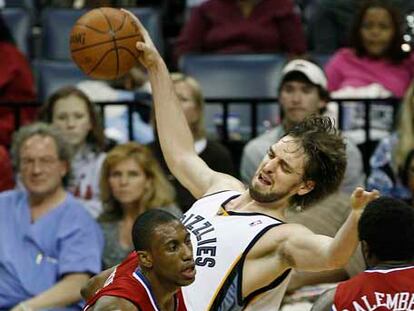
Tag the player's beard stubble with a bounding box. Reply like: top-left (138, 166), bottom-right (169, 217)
top-left (249, 182), bottom-right (290, 204)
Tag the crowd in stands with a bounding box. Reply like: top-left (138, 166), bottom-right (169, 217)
top-left (173, 0), bottom-right (307, 65)
top-left (0, 13), bottom-right (36, 147)
top-left (367, 82), bottom-right (414, 202)
top-left (37, 86), bottom-right (107, 218)
top-left (325, 0), bottom-right (414, 99)
top-left (98, 142), bottom-right (180, 269)
top-left (0, 0), bottom-right (414, 310)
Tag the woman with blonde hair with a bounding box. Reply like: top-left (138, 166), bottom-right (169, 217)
top-left (368, 82), bottom-right (414, 200)
top-left (99, 142), bottom-right (180, 268)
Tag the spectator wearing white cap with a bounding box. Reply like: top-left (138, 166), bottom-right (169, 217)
top-left (240, 59), bottom-right (365, 194)
top-left (240, 59), bottom-right (367, 301)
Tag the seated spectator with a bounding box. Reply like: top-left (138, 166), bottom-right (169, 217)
top-left (38, 86), bottom-right (106, 218)
top-left (148, 73), bottom-right (235, 212)
top-left (311, 197), bottom-right (414, 311)
top-left (398, 148), bottom-right (414, 205)
top-left (82, 209), bottom-right (195, 310)
top-left (0, 145), bottom-right (15, 191)
top-left (367, 82), bottom-right (414, 201)
top-left (241, 59), bottom-right (364, 194)
top-left (0, 13), bottom-right (36, 148)
top-left (77, 65), bottom-right (154, 145)
top-left (0, 122), bottom-right (103, 310)
top-left (174, 0), bottom-right (307, 63)
top-left (98, 142), bottom-right (180, 269)
top-left (325, 0), bottom-right (414, 98)
top-left (308, 0), bottom-right (414, 53)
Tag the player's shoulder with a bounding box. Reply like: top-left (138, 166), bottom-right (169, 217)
top-left (257, 222), bottom-right (313, 249)
top-left (205, 173), bottom-right (245, 195)
top-left (266, 221), bottom-right (310, 235)
top-left (245, 221), bottom-right (304, 251)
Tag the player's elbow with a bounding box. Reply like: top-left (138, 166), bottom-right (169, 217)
top-left (325, 256), bottom-right (348, 270)
top-left (80, 276), bottom-right (96, 301)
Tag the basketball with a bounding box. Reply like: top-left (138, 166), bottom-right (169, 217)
top-left (70, 7), bottom-right (143, 80)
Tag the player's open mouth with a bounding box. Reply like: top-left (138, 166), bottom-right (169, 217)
top-left (181, 265), bottom-right (196, 279)
top-left (258, 173), bottom-right (272, 186)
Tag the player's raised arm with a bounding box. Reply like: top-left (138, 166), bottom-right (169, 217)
top-left (280, 187), bottom-right (380, 272)
top-left (123, 10), bottom-right (243, 198)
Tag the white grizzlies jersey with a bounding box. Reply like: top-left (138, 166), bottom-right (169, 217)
top-left (181, 190), bottom-right (291, 311)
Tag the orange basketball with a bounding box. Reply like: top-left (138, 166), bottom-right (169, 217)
top-left (70, 7), bottom-right (143, 80)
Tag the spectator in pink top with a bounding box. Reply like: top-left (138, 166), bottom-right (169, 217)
top-left (325, 0), bottom-right (414, 98)
top-left (174, 0), bottom-right (307, 63)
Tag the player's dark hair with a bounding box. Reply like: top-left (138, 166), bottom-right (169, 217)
top-left (132, 209), bottom-right (179, 251)
top-left (285, 115), bottom-right (346, 208)
top-left (359, 197), bottom-right (414, 261)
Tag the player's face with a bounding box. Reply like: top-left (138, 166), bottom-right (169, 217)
top-left (250, 136), bottom-right (312, 204)
top-left (174, 81), bottom-right (200, 128)
top-left (360, 7), bottom-right (395, 57)
top-left (108, 157), bottom-right (148, 207)
top-left (19, 135), bottom-right (67, 198)
top-left (52, 95), bottom-right (92, 149)
top-left (150, 221), bottom-right (196, 287)
top-left (279, 81), bottom-right (325, 125)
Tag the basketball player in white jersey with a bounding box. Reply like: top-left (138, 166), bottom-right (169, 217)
top-left (100, 10), bottom-right (380, 311)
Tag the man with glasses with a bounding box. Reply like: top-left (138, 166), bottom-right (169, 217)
top-left (0, 122), bottom-right (103, 311)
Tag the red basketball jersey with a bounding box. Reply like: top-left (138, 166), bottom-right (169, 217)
top-left (84, 252), bottom-right (187, 311)
top-left (333, 265), bottom-right (414, 311)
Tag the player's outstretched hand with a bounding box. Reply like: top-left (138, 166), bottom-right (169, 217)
top-left (350, 187), bottom-right (380, 212)
top-left (121, 9), bottom-right (160, 70)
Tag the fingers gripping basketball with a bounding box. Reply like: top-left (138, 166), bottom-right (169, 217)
top-left (70, 7), bottom-right (143, 80)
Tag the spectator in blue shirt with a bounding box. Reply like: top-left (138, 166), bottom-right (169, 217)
top-left (0, 122), bottom-right (103, 311)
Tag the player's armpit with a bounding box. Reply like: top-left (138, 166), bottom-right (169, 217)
top-left (277, 224), bottom-right (335, 271)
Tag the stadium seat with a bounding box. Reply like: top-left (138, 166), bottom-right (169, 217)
top-left (2, 7), bottom-right (31, 56)
top-left (41, 7), bottom-right (163, 60)
top-left (5, 0), bottom-right (35, 9)
top-left (129, 7), bottom-right (163, 55)
top-left (310, 53), bottom-right (333, 68)
top-left (178, 54), bottom-right (287, 138)
top-left (33, 60), bottom-right (88, 100)
top-left (179, 53), bottom-right (286, 98)
top-left (40, 8), bottom-right (86, 60)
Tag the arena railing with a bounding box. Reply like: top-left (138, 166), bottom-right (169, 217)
top-left (0, 97), bottom-right (400, 176)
